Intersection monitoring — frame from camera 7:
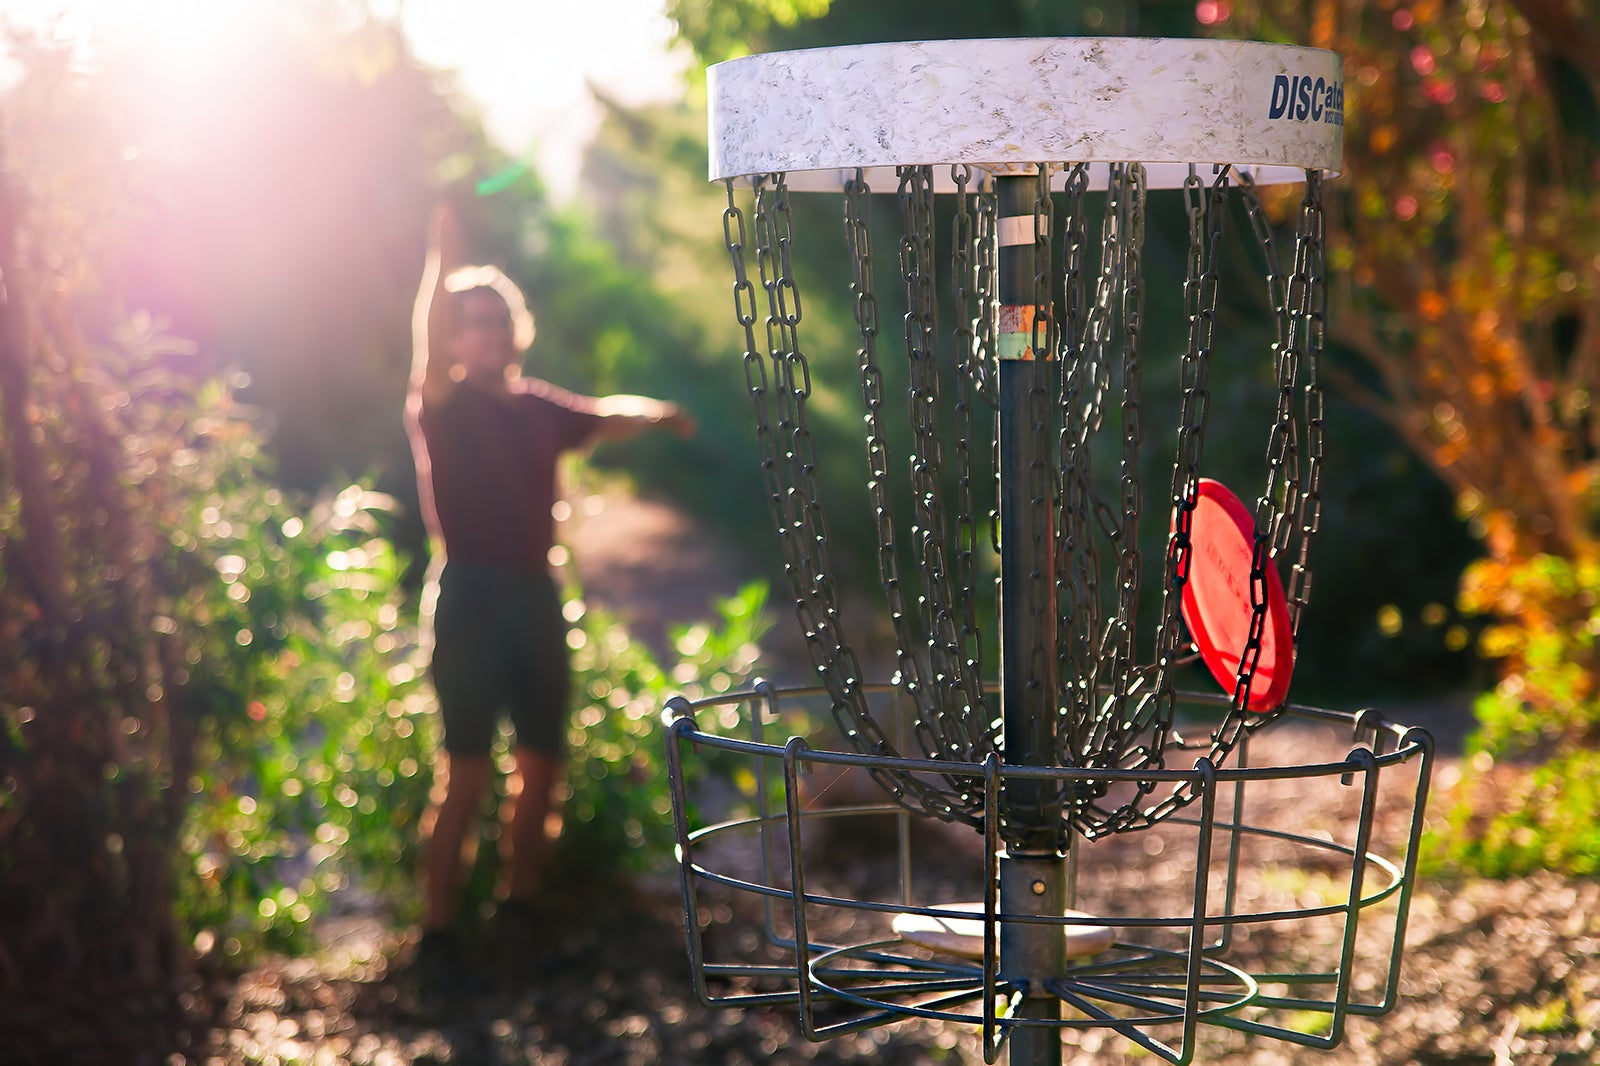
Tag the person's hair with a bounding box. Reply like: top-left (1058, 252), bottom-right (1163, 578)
top-left (444, 265), bottom-right (536, 352)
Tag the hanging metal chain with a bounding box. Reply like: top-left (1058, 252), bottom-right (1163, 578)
top-left (1196, 172), bottom-right (1327, 772)
top-left (840, 170), bottom-right (990, 823)
top-left (1153, 165), bottom-right (1215, 710)
top-left (1283, 172), bottom-right (1326, 637)
top-left (898, 164), bottom-right (992, 765)
top-left (1118, 165), bottom-right (1235, 832)
top-left (961, 174), bottom-right (999, 405)
top-left (1054, 162), bottom-right (1098, 757)
top-left (1229, 170), bottom-right (1330, 718)
top-left (1026, 164), bottom-right (1058, 718)
top-left (1103, 163), bottom-right (1149, 741)
top-left (1235, 170), bottom-right (1323, 637)
top-left (1071, 164), bottom-right (1135, 762)
top-left (898, 164), bottom-right (947, 689)
top-left (848, 170), bottom-right (932, 731)
top-left (720, 162), bottom-right (1327, 845)
top-left (726, 175), bottom-right (973, 826)
top-left (1238, 171), bottom-right (1290, 369)
top-left (975, 192), bottom-right (1003, 561)
top-left (1154, 168), bottom-right (1230, 719)
top-left (948, 165), bottom-right (999, 755)
top-left (746, 176), bottom-right (864, 727)
top-left (1229, 170), bottom-right (1288, 725)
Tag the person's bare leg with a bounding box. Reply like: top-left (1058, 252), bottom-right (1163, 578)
top-left (423, 751), bottom-right (493, 930)
top-left (505, 745), bottom-right (560, 902)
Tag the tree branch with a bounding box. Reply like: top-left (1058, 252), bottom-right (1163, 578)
top-left (0, 161), bottom-right (68, 634)
top-left (1509, 0), bottom-right (1600, 87)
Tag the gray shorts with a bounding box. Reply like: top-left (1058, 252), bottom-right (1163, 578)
top-left (429, 560), bottom-right (571, 756)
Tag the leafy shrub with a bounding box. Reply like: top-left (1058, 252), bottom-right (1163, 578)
top-left (1426, 551), bottom-right (1600, 876)
top-left (560, 580), bottom-right (768, 869)
top-left (174, 465), bottom-right (434, 958)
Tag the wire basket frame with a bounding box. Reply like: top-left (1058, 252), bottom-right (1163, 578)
top-left (664, 686), bottom-right (1435, 1064)
top-left (674, 36), bottom-right (1431, 1064)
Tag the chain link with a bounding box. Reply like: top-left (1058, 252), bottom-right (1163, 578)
top-left (1285, 172), bottom-right (1326, 637)
top-left (974, 191), bottom-right (1003, 561)
top-left (1055, 162), bottom-right (1097, 758)
top-left (948, 165), bottom-right (998, 756)
top-left (1061, 165), bottom-right (1129, 764)
top-left (1131, 165), bottom-right (1234, 828)
top-left (736, 175), bottom-right (973, 823)
top-left (1151, 166), bottom-right (1230, 733)
top-left (1107, 164), bottom-right (1148, 732)
top-left (899, 165), bottom-right (993, 766)
top-left (846, 170), bottom-right (928, 723)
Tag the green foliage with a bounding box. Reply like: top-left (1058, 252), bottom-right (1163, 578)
top-left (170, 434), bottom-right (773, 956)
top-left (174, 463), bottom-right (433, 958)
top-left (1425, 552), bottom-right (1600, 877)
top-left (1467, 554), bottom-right (1600, 751)
top-left (665, 0), bottom-right (1201, 66)
top-left (1428, 743), bottom-right (1600, 879)
top-left (1224, 1), bottom-right (1600, 876)
top-left (54, 360), bottom-right (769, 963)
top-left (0, 299), bottom-right (430, 1053)
top-left (409, 573), bottom-right (771, 921)
top-left (561, 580), bottom-right (769, 868)
top-left (668, 0), bottom-right (834, 64)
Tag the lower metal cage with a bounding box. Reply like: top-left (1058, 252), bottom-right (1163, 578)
top-left (664, 683), bottom-right (1434, 1064)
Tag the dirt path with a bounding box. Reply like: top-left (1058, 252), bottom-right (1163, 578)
top-left (563, 480), bottom-right (823, 682)
top-left (565, 482), bottom-right (764, 656)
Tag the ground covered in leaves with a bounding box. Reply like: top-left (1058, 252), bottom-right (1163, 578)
top-left (189, 730), bottom-right (1600, 1065)
top-left (192, 493), bottom-right (1599, 1064)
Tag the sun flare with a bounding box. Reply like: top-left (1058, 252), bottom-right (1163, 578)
top-left (3, 0), bottom-right (268, 80)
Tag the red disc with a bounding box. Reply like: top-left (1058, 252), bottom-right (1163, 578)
top-left (1175, 479), bottom-right (1294, 713)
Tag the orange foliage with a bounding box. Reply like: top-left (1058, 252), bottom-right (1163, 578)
top-left (1228, 0), bottom-right (1600, 578)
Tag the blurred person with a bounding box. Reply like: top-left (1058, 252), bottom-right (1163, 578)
top-left (405, 204), bottom-right (693, 996)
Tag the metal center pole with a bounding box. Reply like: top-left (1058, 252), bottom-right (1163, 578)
top-left (995, 172), bottom-right (1065, 1066)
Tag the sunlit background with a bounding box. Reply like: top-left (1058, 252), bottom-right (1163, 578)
top-left (0, 0), bottom-right (711, 506)
top-left (1, 0), bottom-right (690, 199)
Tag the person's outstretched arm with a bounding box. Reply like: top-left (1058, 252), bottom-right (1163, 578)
top-left (409, 204), bottom-right (464, 412)
top-left (590, 394), bottom-right (697, 443)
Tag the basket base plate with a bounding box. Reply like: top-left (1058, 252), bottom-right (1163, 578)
top-left (892, 902), bottom-right (1117, 960)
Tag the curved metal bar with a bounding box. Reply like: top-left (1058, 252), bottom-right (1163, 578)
top-left (667, 685), bottom-right (1431, 772)
top-left (683, 787), bottom-right (1410, 919)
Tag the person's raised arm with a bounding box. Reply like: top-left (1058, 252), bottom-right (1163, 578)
top-left (589, 394), bottom-right (697, 443)
top-left (409, 204), bottom-right (465, 411)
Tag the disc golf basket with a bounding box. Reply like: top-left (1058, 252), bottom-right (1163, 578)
top-left (663, 37), bottom-right (1434, 1064)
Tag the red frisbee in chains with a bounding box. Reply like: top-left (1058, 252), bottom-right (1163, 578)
top-left (1175, 478), bottom-right (1295, 713)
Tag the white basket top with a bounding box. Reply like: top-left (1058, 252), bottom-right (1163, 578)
top-left (709, 37), bottom-right (1343, 190)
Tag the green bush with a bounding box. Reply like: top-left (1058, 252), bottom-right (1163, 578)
top-left (1424, 552), bottom-right (1600, 877)
top-left (1432, 747), bottom-right (1600, 878)
top-left (561, 580), bottom-right (768, 870)
top-left (174, 460), bottom-right (434, 958)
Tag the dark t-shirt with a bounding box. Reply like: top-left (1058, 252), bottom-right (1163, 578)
top-left (413, 377), bottom-right (603, 572)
